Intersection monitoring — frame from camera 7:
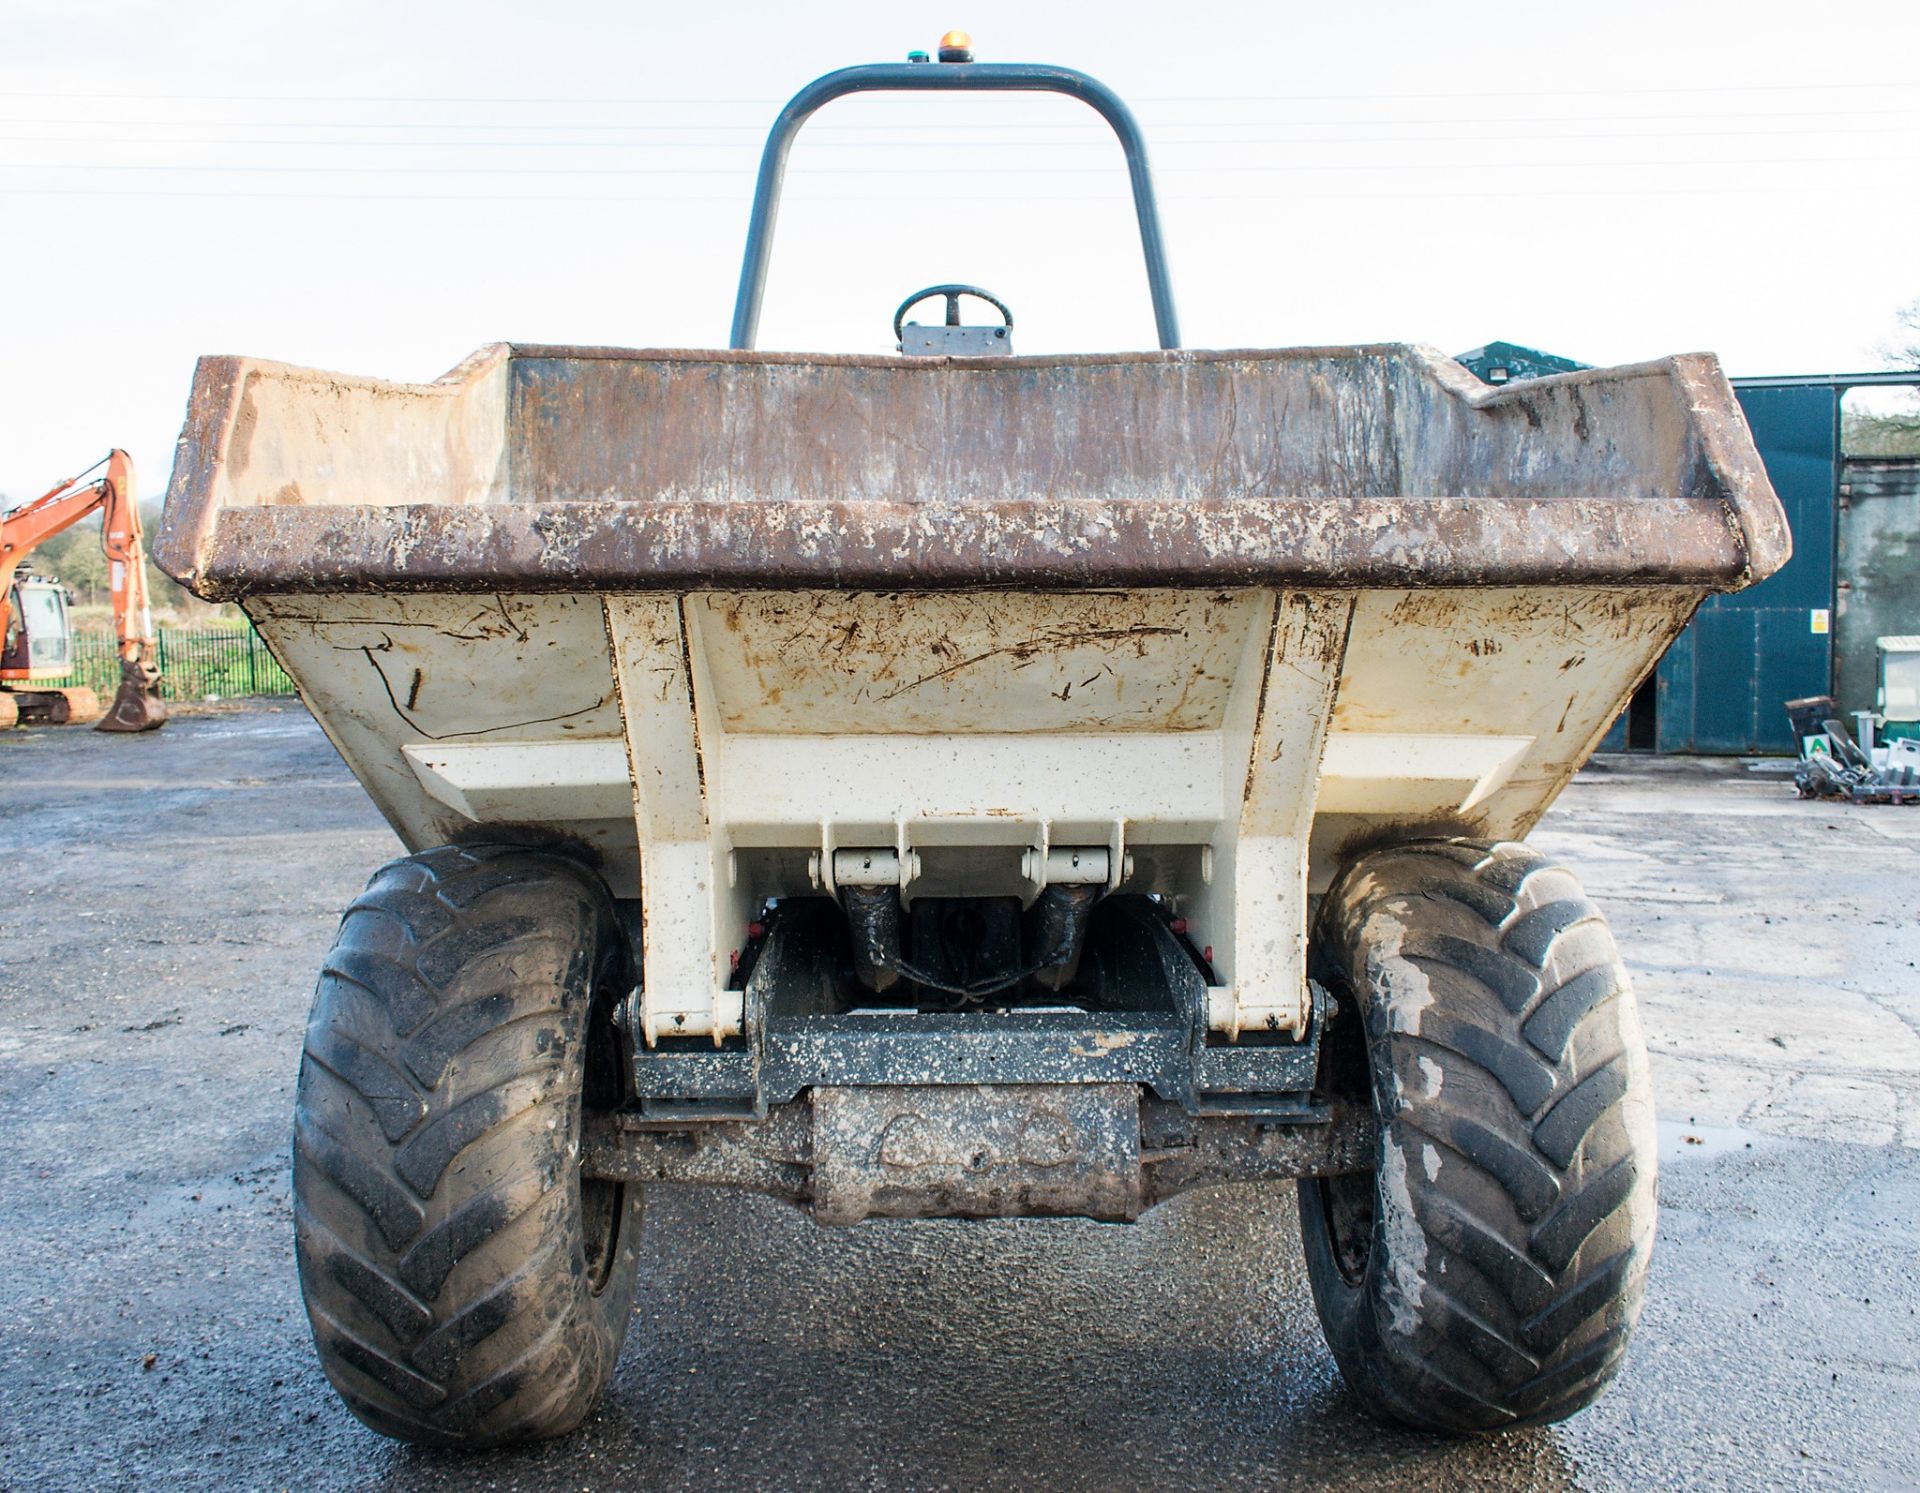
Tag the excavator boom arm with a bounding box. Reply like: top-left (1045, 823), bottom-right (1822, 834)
top-left (1, 449), bottom-right (167, 732)
top-left (1, 450), bottom-right (154, 659)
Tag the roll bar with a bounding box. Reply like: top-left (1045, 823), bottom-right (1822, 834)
top-left (729, 60), bottom-right (1181, 351)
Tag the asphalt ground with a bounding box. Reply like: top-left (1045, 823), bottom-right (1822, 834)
top-left (1, 703), bottom-right (1916, 1491)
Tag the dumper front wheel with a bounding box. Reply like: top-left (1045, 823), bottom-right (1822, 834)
top-left (1298, 839), bottom-right (1655, 1434)
top-left (292, 844), bottom-right (640, 1447)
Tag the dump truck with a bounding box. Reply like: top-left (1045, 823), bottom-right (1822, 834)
top-left (156, 41), bottom-right (1787, 1449)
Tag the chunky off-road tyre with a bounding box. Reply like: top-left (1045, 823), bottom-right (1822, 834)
top-left (292, 844), bottom-right (641, 1447)
top-left (1298, 839), bottom-right (1656, 1434)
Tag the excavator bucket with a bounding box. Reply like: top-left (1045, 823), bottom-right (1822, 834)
top-left (95, 658), bottom-right (167, 732)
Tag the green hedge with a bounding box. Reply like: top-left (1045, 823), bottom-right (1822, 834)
top-left (46, 626), bottom-right (299, 701)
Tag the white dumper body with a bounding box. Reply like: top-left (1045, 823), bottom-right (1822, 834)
top-left (154, 49), bottom-right (1788, 1452)
top-left (158, 341), bottom-right (1781, 1051)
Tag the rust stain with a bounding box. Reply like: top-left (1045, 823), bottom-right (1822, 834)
top-left (185, 494), bottom-right (1762, 599)
top-left (1069, 1032), bottom-right (1138, 1057)
top-left (154, 346), bottom-right (1790, 604)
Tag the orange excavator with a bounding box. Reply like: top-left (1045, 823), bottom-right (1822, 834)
top-left (1, 449), bottom-right (166, 732)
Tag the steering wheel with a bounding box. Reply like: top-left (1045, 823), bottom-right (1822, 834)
top-left (892, 284), bottom-right (1015, 344)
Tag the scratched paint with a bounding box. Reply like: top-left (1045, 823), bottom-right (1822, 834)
top-left (692, 590), bottom-right (1261, 736)
top-left (246, 590), bottom-right (639, 893)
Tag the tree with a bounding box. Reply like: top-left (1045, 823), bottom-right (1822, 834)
top-left (1843, 299), bottom-right (1920, 457)
top-left (1889, 299), bottom-right (1920, 371)
top-left (34, 522), bottom-right (109, 603)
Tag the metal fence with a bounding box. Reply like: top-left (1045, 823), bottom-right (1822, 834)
top-left (52, 626), bottom-right (299, 701)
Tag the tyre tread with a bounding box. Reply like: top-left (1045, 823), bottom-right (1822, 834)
top-left (1298, 837), bottom-right (1655, 1435)
top-left (292, 844), bottom-right (637, 1449)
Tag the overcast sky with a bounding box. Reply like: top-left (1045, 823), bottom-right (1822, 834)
top-left (2, 0), bottom-right (1917, 500)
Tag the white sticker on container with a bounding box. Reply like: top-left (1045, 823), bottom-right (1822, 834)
top-left (1811, 609), bottom-right (1830, 635)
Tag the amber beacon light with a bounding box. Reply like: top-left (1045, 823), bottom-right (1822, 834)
top-left (937, 30), bottom-right (975, 62)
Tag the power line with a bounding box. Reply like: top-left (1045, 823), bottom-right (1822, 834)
top-left (1, 123), bottom-right (1912, 153)
top-left (0, 78), bottom-right (1916, 104)
top-left (3, 151), bottom-right (1908, 177)
top-left (2, 106), bottom-right (1918, 132)
top-left (1147, 81), bottom-right (1920, 102)
top-left (0, 180), bottom-right (1888, 204)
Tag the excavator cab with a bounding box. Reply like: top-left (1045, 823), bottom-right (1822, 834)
top-left (1, 576), bottom-right (74, 680)
top-left (0, 575), bottom-right (92, 728)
